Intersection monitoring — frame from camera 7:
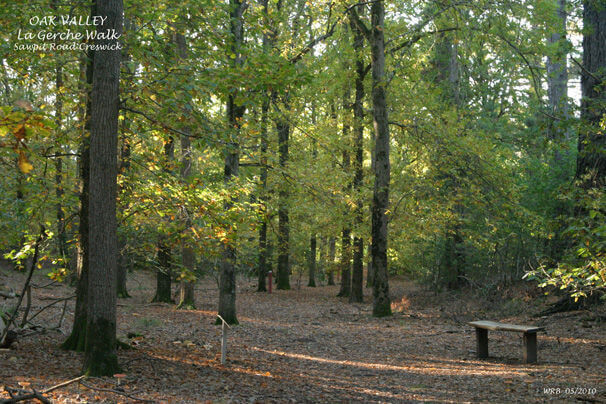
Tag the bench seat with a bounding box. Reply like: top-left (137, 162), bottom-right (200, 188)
top-left (469, 320), bottom-right (545, 363)
top-left (469, 320), bottom-right (544, 333)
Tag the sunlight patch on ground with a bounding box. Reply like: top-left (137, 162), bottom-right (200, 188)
top-left (250, 347), bottom-right (534, 377)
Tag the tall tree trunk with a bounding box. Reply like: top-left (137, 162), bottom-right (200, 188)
top-left (116, 17), bottom-right (135, 299)
top-left (366, 242), bottom-right (373, 288)
top-left (257, 100), bottom-right (269, 291)
top-left (338, 228), bottom-right (352, 297)
top-left (117, 134), bottom-right (130, 298)
top-left (178, 134), bottom-right (196, 309)
top-left (257, 0), bottom-right (270, 292)
top-left (338, 90), bottom-right (352, 298)
top-left (308, 235), bottom-right (317, 287)
top-left (370, 0), bottom-right (391, 317)
top-left (547, 0), bottom-right (569, 138)
top-left (327, 236), bottom-right (336, 285)
top-left (84, 0), bottom-right (122, 375)
top-left (350, 12), bottom-right (366, 303)
top-left (154, 241), bottom-right (173, 302)
top-left (317, 235), bottom-right (326, 282)
top-left (175, 29), bottom-right (196, 310)
top-left (152, 139), bottom-right (175, 304)
top-left (54, 55), bottom-right (67, 262)
top-left (545, 0), bottom-right (570, 262)
top-left (576, 0), bottom-right (605, 191)
top-left (271, 0), bottom-right (291, 291)
top-left (276, 113), bottom-right (291, 290)
top-left (218, 0), bottom-right (245, 324)
top-left (432, 18), bottom-right (466, 289)
top-left (62, 32), bottom-right (93, 353)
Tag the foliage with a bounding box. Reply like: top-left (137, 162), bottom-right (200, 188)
top-left (525, 185), bottom-right (606, 300)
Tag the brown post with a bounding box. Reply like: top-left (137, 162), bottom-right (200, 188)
top-left (523, 332), bottom-right (537, 363)
top-left (476, 328), bottom-right (488, 358)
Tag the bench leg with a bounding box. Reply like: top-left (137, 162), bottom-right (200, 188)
top-left (476, 328), bottom-right (488, 359)
top-left (523, 332), bottom-right (537, 363)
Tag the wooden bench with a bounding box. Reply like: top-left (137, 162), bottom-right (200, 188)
top-left (469, 321), bottom-right (545, 363)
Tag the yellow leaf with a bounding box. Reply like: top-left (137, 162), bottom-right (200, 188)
top-left (18, 152), bottom-right (33, 173)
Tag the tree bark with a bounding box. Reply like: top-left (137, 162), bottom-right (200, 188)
top-left (576, 0), bottom-right (606, 191)
top-left (370, 0), bottom-right (391, 317)
top-left (62, 33), bottom-right (93, 354)
top-left (308, 235), bottom-right (317, 287)
top-left (547, 0), bottom-right (569, 138)
top-left (153, 241), bottom-right (173, 303)
top-left (218, 0), bottom-right (245, 324)
top-left (152, 139), bottom-right (175, 304)
top-left (365, 243), bottom-right (373, 288)
top-left (545, 0), bottom-right (570, 262)
top-left (338, 89), bottom-right (352, 298)
top-left (116, 17), bottom-right (135, 299)
top-left (117, 134), bottom-right (130, 299)
top-left (327, 236), bottom-right (336, 285)
top-left (175, 29), bottom-right (196, 310)
top-left (432, 17), bottom-right (466, 289)
top-left (257, 1), bottom-right (270, 292)
top-left (54, 52), bottom-right (67, 262)
top-left (84, 0), bottom-right (122, 375)
top-left (276, 114), bottom-right (291, 290)
top-left (350, 12), bottom-right (366, 303)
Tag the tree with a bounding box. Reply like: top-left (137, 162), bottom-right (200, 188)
top-left (116, 17), bottom-right (136, 299)
top-left (84, 0), bottom-right (123, 375)
top-left (547, 0), bottom-right (569, 137)
top-left (276, 99), bottom-right (291, 290)
top-left (257, 0), bottom-right (271, 293)
top-left (338, 89), bottom-right (352, 298)
top-left (349, 8), bottom-right (367, 303)
top-left (176, 27), bottom-right (196, 310)
top-left (218, 0), bottom-right (246, 325)
top-left (431, 8), bottom-right (465, 289)
top-left (62, 23), bottom-right (94, 354)
top-left (369, 0), bottom-right (391, 317)
top-left (152, 138), bottom-right (175, 304)
top-left (577, 0), bottom-right (605, 190)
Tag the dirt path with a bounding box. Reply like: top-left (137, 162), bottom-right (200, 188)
top-left (1, 271), bottom-right (604, 403)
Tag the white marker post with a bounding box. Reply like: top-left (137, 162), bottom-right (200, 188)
top-left (216, 314), bottom-right (231, 365)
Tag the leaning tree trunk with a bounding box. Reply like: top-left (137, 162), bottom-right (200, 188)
top-left (370, 0), bottom-right (391, 317)
top-left (576, 0), bottom-right (606, 192)
top-left (84, 0), bottom-right (122, 375)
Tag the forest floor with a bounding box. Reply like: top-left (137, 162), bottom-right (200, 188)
top-left (1, 267), bottom-right (605, 403)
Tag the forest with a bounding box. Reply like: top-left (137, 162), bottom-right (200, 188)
top-left (0, 0), bottom-right (604, 402)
